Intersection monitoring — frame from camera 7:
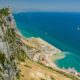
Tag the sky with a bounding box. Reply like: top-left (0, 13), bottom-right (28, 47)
top-left (0, 0), bottom-right (80, 12)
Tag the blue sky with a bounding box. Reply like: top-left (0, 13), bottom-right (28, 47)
top-left (0, 0), bottom-right (80, 12)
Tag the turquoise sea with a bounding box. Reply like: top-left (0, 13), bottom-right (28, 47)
top-left (14, 12), bottom-right (80, 72)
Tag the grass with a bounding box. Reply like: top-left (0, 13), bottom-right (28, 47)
top-left (17, 57), bottom-right (79, 80)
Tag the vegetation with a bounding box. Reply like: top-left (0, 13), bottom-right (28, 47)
top-left (0, 52), bottom-right (6, 67)
top-left (0, 7), bottom-right (26, 80)
top-left (0, 7), bottom-right (79, 80)
top-left (0, 8), bottom-right (9, 27)
top-left (16, 49), bottom-right (26, 62)
top-left (0, 8), bottom-right (9, 16)
top-left (18, 56), bottom-right (80, 80)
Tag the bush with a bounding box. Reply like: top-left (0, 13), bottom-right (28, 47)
top-left (17, 49), bottom-right (26, 62)
top-left (0, 52), bottom-right (6, 67)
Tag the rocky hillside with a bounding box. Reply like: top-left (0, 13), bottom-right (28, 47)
top-left (0, 7), bottom-right (27, 80)
top-left (0, 7), bottom-right (80, 80)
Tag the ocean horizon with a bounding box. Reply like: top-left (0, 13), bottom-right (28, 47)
top-left (14, 12), bottom-right (80, 72)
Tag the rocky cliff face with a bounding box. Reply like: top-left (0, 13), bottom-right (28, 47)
top-left (0, 7), bottom-right (22, 80)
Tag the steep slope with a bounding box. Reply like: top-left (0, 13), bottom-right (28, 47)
top-left (18, 57), bottom-right (80, 80)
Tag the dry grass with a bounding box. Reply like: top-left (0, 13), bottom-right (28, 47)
top-left (17, 57), bottom-right (75, 80)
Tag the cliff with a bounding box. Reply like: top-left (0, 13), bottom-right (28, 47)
top-left (0, 7), bottom-right (80, 80)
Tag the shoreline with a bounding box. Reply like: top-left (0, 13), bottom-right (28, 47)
top-left (16, 28), bottom-right (80, 73)
top-left (17, 30), bottom-right (64, 69)
top-left (50, 52), bottom-right (66, 69)
top-left (51, 52), bottom-right (66, 62)
top-left (15, 19), bottom-right (80, 73)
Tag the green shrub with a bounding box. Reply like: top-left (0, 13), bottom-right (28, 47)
top-left (0, 52), bottom-right (6, 67)
top-left (17, 49), bottom-right (26, 62)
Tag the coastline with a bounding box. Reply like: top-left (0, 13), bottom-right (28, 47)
top-left (17, 30), bottom-right (64, 69)
top-left (0, 7), bottom-right (80, 80)
top-left (16, 25), bottom-right (80, 74)
top-left (50, 52), bottom-right (66, 62)
top-left (15, 12), bottom-right (80, 73)
top-left (50, 52), bottom-right (66, 69)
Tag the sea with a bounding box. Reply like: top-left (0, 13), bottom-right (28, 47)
top-left (14, 12), bottom-right (80, 72)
